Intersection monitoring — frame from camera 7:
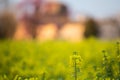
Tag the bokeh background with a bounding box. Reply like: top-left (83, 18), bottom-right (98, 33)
top-left (0, 0), bottom-right (120, 41)
top-left (0, 0), bottom-right (120, 80)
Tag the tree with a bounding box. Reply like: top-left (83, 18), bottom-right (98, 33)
top-left (84, 18), bottom-right (99, 38)
top-left (0, 12), bottom-right (17, 39)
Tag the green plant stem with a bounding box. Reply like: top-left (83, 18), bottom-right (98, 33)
top-left (74, 58), bottom-right (77, 80)
top-left (117, 42), bottom-right (120, 75)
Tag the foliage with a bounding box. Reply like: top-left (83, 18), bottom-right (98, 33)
top-left (0, 12), bottom-right (17, 39)
top-left (84, 18), bottom-right (99, 38)
top-left (0, 39), bottom-right (119, 80)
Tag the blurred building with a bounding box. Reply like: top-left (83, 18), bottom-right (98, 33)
top-left (1, 0), bottom-right (120, 41)
top-left (40, 1), bottom-right (69, 27)
top-left (13, 0), bottom-right (98, 41)
top-left (36, 23), bottom-right (58, 41)
top-left (14, 21), bottom-right (32, 40)
top-left (59, 22), bottom-right (85, 42)
top-left (14, 0), bottom-right (70, 41)
top-left (98, 18), bottom-right (120, 40)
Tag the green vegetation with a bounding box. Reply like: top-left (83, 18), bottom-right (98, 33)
top-left (0, 39), bottom-right (119, 80)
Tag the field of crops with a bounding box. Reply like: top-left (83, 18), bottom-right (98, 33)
top-left (0, 39), bottom-right (120, 80)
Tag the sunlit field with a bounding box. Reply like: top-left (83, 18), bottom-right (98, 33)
top-left (0, 0), bottom-right (120, 80)
top-left (0, 39), bottom-right (119, 80)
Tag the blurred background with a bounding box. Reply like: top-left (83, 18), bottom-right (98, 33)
top-left (0, 0), bottom-right (120, 41)
top-left (0, 0), bottom-right (120, 79)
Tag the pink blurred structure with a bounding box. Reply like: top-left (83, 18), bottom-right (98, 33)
top-left (13, 0), bottom-right (120, 41)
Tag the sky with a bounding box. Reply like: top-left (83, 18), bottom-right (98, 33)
top-left (60, 0), bottom-right (120, 18)
top-left (8, 0), bottom-right (120, 18)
